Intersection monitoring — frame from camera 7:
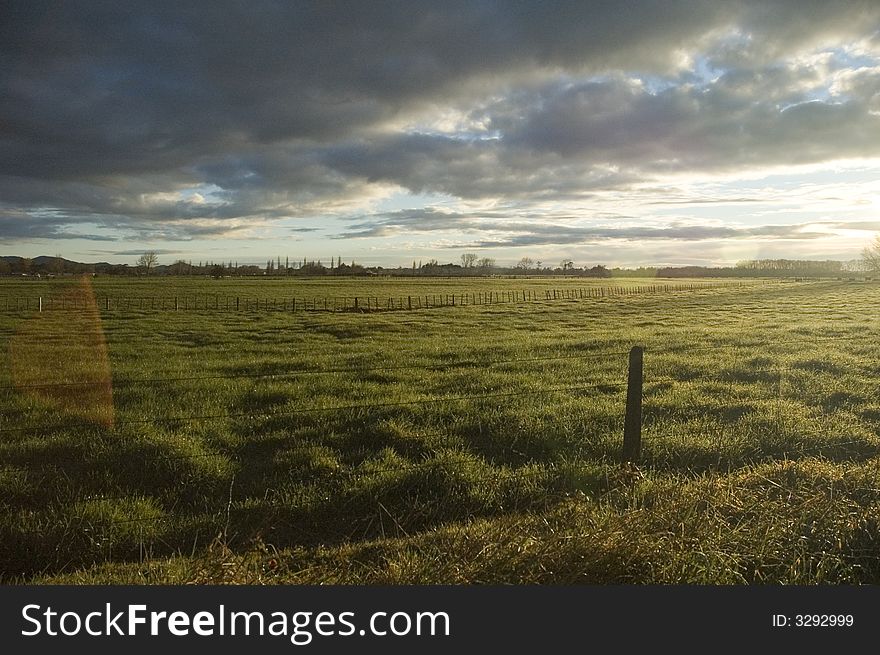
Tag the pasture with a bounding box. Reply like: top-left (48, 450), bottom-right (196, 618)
top-left (1, 275), bottom-right (879, 584)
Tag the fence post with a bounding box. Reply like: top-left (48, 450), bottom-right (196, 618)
top-left (175, 296), bottom-right (179, 311)
top-left (622, 345), bottom-right (644, 463)
top-left (39, 296), bottom-right (42, 312)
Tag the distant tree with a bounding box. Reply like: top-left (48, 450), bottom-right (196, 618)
top-left (560, 260), bottom-right (574, 272)
top-left (136, 251), bottom-right (158, 274)
top-left (733, 258), bottom-right (846, 277)
top-left (515, 257), bottom-right (534, 271)
top-left (862, 234), bottom-right (880, 273)
top-left (50, 254), bottom-right (65, 275)
top-left (299, 260), bottom-right (327, 275)
top-left (334, 261), bottom-right (369, 276)
top-left (460, 253), bottom-right (479, 268)
top-left (211, 264), bottom-right (224, 279)
top-left (477, 257), bottom-right (496, 273)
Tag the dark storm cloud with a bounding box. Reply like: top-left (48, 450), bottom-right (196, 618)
top-left (0, 210), bottom-right (117, 241)
top-left (0, 1), bottom-right (735, 178)
top-left (317, 134), bottom-right (640, 200)
top-left (487, 71), bottom-right (880, 173)
top-left (2, 1), bottom-right (880, 241)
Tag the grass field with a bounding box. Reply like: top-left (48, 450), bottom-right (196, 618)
top-left (1, 275), bottom-right (879, 584)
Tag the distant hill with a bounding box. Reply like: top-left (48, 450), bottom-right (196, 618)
top-left (0, 255), bottom-right (122, 275)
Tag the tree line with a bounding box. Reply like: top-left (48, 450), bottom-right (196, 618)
top-left (2, 251), bottom-right (876, 278)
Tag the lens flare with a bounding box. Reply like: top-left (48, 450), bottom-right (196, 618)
top-left (9, 275), bottom-right (114, 429)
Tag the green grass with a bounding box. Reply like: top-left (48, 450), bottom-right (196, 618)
top-left (1, 275), bottom-right (878, 584)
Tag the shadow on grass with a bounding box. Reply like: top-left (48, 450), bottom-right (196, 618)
top-left (791, 359), bottom-right (849, 376)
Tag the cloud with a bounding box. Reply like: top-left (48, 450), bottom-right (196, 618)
top-left (2, 1), bottom-right (880, 246)
top-left (477, 67), bottom-right (880, 175)
top-left (0, 210), bottom-right (118, 241)
top-left (826, 220), bottom-right (880, 231)
top-left (459, 222), bottom-right (833, 248)
top-left (105, 248), bottom-right (180, 256)
top-left (333, 206), bottom-right (859, 247)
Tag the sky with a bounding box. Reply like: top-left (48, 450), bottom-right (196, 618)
top-left (2, 1), bottom-right (880, 268)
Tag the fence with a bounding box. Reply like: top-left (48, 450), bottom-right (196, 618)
top-left (0, 281), bottom-right (762, 314)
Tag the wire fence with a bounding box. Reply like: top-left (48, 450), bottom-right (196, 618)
top-left (0, 280), bottom-right (759, 315)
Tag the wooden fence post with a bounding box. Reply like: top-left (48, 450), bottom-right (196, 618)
top-left (622, 346), bottom-right (644, 463)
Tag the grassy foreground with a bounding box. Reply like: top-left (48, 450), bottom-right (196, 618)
top-left (1, 276), bottom-right (878, 584)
